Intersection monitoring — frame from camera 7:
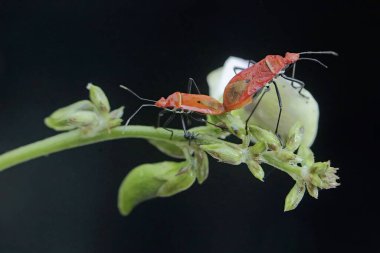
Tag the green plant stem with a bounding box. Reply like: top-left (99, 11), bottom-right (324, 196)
top-left (0, 126), bottom-right (187, 172)
top-left (261, 151), bottom-right (302, 178)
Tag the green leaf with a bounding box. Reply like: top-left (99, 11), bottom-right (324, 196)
top-left (193, 150), bottom-right (209, 184)
top-left (148, 140), bottom-right (185, 159)
top-left (284, 182), bottom-right (306, 212)
top-left (118, 161), bottom-right (195, 216)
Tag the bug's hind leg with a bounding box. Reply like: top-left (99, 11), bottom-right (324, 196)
top-left (272, 81), bottom-right (284, 147)
top-left (244, 86), bottom-right (271, 135)
top-left (189, 114), bottom-right (227, 131)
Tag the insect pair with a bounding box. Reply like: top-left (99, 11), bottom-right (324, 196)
top-left (121, 51), bottom-right (337, 140)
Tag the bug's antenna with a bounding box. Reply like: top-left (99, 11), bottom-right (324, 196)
top-left (299, 51), bottom-right (338, 56)
top-left (119, 85), bottom-right (156, 103)
top-left (298, 57), bottom-right (329, 68)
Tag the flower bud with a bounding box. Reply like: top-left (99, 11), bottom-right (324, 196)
top-left (285, 122), bottom-right (304, 152)
top-left (67, 111), bottom-right (99, 128)
top-left (44, 100), bottom-right (96, 131)
top-left (248, 141), bottom-right (267, 155)
top-left (310, 161), bottom-right (330, 174)
top-left (87, 83), bottom-right (110, 114)
top-left (306, 182), bottom-right (318, 199)
top-left (200, 143), bottom-right (244, 165)
top-left (284, 182), bottom-right (306, 211)
top-left (209, 113), bottom-right (245, 139)
top-left (297, 145), bottom-right (314, 167)
top-left (249, 125), bottom-right (281, 150)
top-left (276, 149), bottom-right (297, 162)
top-left (246, 160), bottom-right (265, 181)
top-left (310, 174), bottom-right (324, 188)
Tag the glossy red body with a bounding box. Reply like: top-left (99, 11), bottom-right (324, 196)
top-left (223, 52), bottom-right (300, 111)
top-left (155, 92), bottom-right (225, 115)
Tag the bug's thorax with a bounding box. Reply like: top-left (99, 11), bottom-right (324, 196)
top-left (155, 92), bottom-right (182, 108)
top-left (264, 55), bottom-right (288, 74)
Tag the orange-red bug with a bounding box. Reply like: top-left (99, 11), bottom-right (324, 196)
top-left (120, 78), bottom-right (225, 138)
top-left (223, 51), bottom-right (338, 134)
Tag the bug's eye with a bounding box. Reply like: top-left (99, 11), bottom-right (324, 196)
top-left (197, 101), bottom-right (201, 103)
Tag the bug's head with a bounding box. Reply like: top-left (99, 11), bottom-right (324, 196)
top-left (284, 52), bottom-right (300, 64)
top-left (155, 97), bottom-right (167, 108)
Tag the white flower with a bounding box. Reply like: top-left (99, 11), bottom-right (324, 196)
top-left (207, 56), bottom-right (320, 147)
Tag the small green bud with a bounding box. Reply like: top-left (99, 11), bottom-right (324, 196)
top-left (285, 122), bottom-right (304, 152)
top-left (310, 174), bottom-right (324, 188)
top-left (276, 149), bottom-right (297, 162)
top-left (110, 106), bottom-right (124, 120)
top-left (306, 182), bottom-right (319, 199)
top-left (311, 161), bottom-right (330, 174)
top-left (297, 145), bottom-right (314, 167)
top-left (209, 113), bottom-right (246, 139)
top-left (44, 100), bottom-right (96, 131)
top-left (249, 125), bottom-right (281, 150)
top-left (68, 111), bottom-right (99, 128)
top-left (246, 160), bottom-right (265, 181)
top-left (200, 143), bottom-right (244, 165)
top-left (87, 83), bottom-right (110, 114)
top-left (284, 182), bottom-right (306, 212)
top-left (194, 150), bottom-right (209, 184)
top-left (249, 142), bottom-right (267, 155)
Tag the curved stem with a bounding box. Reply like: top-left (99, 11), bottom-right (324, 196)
top-left (261, 151), bottom-right (302, 178)
top-left (0, 126), bottom-right (187, 172)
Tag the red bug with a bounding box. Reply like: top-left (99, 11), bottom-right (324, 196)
top-left (223, 51), bottom-right (338, 134)
top-left (120, 78), bottom-right (225, 138)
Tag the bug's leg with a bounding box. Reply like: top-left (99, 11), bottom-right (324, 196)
top-left (247, 59), bottom-right (256, 68)
top-left (290, 62), bottom-right (297, 88)
top-left (124, 104), bottom-right (156, 127)
top-left (280, 74), bottom-right (309, 99)
top-left (272, 81), bottom-right (284, 146)
top-left (185, 112), bottom-right (192, 126)
top-left (189, 114), bottom-right (227, 131)
top-left (156, 109), bottom-right (169, 128)
top-left (244, 86), bottom-right (271, 135)
top-left (180, 114), bottom-right (195, 145)
top-left (233, 66), bottom-right (245, 74)
top-left (187, 78), bottom-right (201, 94)
top-left (161, 112), bottom-right (176, 140)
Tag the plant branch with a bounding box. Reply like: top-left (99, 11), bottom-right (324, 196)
top-left (0, 126), bottom-right (188, 172)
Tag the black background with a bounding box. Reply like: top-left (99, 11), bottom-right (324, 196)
top-left (0, 0), bottom-right (378, 252)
